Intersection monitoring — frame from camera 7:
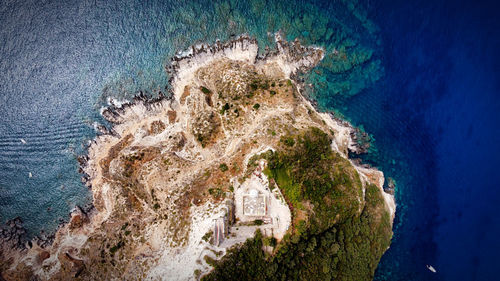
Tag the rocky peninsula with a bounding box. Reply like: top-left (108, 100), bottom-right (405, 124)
top-left (0, 34), bottom-right (395, 281)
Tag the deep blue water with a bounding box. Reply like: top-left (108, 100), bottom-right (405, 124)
top-left (356, 1), bottom-right (500, 280)
top-left (1, 0), bottom-right (499, 280)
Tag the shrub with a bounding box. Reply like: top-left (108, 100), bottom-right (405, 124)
top-left (109, 241), bottom-right (125, 255)
top-left (221, 103), bottom-right (230, 113)
top-left (200, 86), bottom-right (211, 94)
top-left (202, 231), bottom-right (213, 242)
top-left (254, 219), bottom-right (264, 225)
top-left (219, 163), bottom-right (229, 172)
top-left (280, 136), bottom-right (295, 147)
top-left (208, 188), bottom-right (225, 199)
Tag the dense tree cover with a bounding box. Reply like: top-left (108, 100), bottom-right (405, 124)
top-left (202, 127), bottom-right (392, 281)
top-left (203, 184), bottom-right (390, 281)
top-left (268, 127), bottom-right (363, 232)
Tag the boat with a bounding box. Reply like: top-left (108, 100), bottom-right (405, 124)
top-left (20, 138), bottom-right (26, 144)
top-left (426, 265), bottom-right (437, 273)
top-left (28, 172), bottom-right (32, 178)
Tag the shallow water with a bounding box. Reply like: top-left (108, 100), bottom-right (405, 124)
top-left (0, 0), bottom-right (378, 236)
top-left (0, 0), bottom-right (499, 280)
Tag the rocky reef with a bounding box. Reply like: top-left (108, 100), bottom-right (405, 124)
top-left (0, 34), bottom-right (395, 281)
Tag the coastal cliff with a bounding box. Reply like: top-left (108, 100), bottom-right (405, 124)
top-left (0, 35), bottom-right (395, 281)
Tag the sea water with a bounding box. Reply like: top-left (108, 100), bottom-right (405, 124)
top-left (0, 0), bottom-right (499, 280)
top-left (360, 1), bottom-right (500, 280)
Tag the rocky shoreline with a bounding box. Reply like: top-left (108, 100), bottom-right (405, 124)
top-left (78, 33), bottom-right (372, 186)
top-left (0, 217), bottom-right (27, 250)
top-left (0, 202), bottom-right (96, 252)
top-left (1, 33), bottom-right (395, 281)
top-left (76, 34), bottom-right (324, 185)
top-left (2, 34), bottom-right (378, 254)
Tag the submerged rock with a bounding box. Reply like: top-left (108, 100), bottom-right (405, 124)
top-left (0, 217), bottom-right (27, 250)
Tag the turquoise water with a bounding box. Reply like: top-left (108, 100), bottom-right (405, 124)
top-left (1, 0), bottom-right (381, 236)
top-left (1, 0), bottom-right (499, 280)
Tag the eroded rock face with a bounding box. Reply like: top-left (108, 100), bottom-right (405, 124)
top-left (38, 250), bottom-right (50, 262)
top-left (149, 120), bottom-right (166, 135)
top-left (0, 35), bottom-right (395, 281)
top-left (69, 207), bottom-right (89, 230)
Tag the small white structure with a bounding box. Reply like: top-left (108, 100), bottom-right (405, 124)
top-left (242, 188), bottom-right (267, 217)
top-left (249, 188), bottom-right (258, 198)
top-left (233, 158), bottom-right (291, 240)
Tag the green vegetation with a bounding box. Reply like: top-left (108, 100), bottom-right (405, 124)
top-left (250, 81), bottom-right (259, 91)
top-left (267, 127), bottom-right (363, 231)
top-left (219, 163), bottom-right (229, 172)
top-left (208, 187), bottom-right (225, 199)
top-left (204, 184), bottom-right (391, 281)
top-left (202, 231), bottom-right (213, 242)
top-left (280, 136), bottom-right (295, 147)
top-left (203, 128), bottom-right (392, 281)
top-left (109, 241), bottom-right (125, 255)
top-left (200, 86), bottom-right (211, 94)
top-left (254, 219), bottom-right (264, 226)
top-left (220, 103), bottom-right (230, 114)
top-left (204, 255), bottom-right (217, 267)
top-left (253, 103), bottom-right (260, 110)
top-left (263, 236), bottom-right (278, 247)
top-left (249, 79), bottom-right (272, 91)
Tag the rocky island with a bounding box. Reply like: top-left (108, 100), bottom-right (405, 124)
top-left (0, 35), bottom-right (395, 281)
